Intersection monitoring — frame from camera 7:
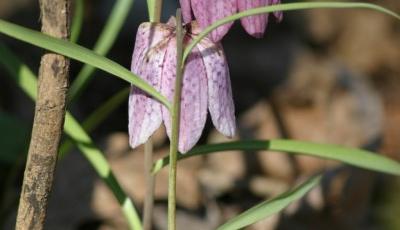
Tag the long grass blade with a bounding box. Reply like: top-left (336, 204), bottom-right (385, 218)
top-left (153, 140), bottom-right (400, 176)
top-left (64, 113), bottom-right (142, 230)
top-left (0, 42), bottom-right (142, 230)
top-left (0, 19), bottom-right (171, 109)
top-left (184, 2), bottom-right (400, 63)
top-left (217, 175), bottom-right (322, 230)
top-left (59, 87), bottom-right (130, 158)
top-left (70, 0), bottom-right (84, 43)
top-left (68, 0), bottom-right (134, 102)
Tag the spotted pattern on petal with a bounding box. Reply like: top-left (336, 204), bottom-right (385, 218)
top-left (161, 38), bottom-right (208, 153)
top-left (191, 0), bottom-right (237, 42)
top-left (131, 22), bottom-right (173, 74)
top-left (196, 38), bottom-right (236, 137)
top-left (128, 24), bottom-right (171, 149)
top-left (238, 0), bottom-right (268, 38)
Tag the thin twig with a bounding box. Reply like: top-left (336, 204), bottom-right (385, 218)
top-left (15, 0), bottom-right (70, 229)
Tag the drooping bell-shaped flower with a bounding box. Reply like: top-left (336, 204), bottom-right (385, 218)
top-left (129, 19), bottom-right (236, 153)
top-left (179, 0), bottom-right (282, 41)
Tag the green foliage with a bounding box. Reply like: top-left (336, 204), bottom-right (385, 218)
top-left (1, 1), bottom-right (399, 229)
top-left (184, 2), bottom-right (400, 63)
top-left (153, 140), bottom-right (400, 176)
top-left (59, 87), bottom-right (130, 158)
top-left (0, 42), bottom-right (142, 230)
top-left (217, 175), bottom-right (322, 230)
top-left (68, 0), bottom-right (134, 102)
top-left (70, 0), bottom-right (84, 43)
top-left (0, 18), bottom-right (171, 109)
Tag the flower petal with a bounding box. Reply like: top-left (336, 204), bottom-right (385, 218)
top-left (196, 38), bottom-right (236, 137)
top-left (131, 22), bottom-right (173, 73)
top-left (179, 0), bottom-right (193, 23)
top-left (129, 23), bottom-right (171, 149)
top-left (270, 0), bottom-right (283, 22)
top-left (161, 38), bottom-right (208, 153)
top-left (191, 0), bottom-right (237, 42)
top-left (238, 0), bottom-right (268, 38)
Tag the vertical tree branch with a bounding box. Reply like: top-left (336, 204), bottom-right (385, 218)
top-left (15, 0), bottom-right (70, 229)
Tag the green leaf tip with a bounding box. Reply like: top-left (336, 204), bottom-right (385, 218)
top-left (217, 174), bottom-right (322, 230)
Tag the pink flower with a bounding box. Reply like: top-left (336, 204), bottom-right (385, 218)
top-left (180, 0), bottom-right (282, 41)
top-left (129, 19), bottom-right (236, 153)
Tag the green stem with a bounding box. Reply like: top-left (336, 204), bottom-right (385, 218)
top-left (142, 1), bottom-right (163, 229)
top-left (153, 0), bottom-right (163, 23)
top-left (147, 0), bottom-right (163, 22)
top-left (168, 9), bottom-right (183, 230)
top-left (142, 139), bottom-right (155, 230)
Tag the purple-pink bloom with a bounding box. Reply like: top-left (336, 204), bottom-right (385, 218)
top-left (180, 0), bottom-right (282, 41)
top-left (129, 19), bottom-right (236, 153)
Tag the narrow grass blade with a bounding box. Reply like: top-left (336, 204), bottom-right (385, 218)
top-left (64, 113), bottom-right (142, 230)
top-left (217, 175), bottom-right (322, 230)
top-left (184, 2), bottom-right (400, 62)
top-left (70, 0), bottom-right (84, 43)
top-left (0, 42), bottom-right (142, 230)
top-left (153, 140), bottom-right (400, 176)
top-left (68, 0), bottom-right (134, 102)
top-left (59, 87), bottom-right (130, 158)
top-left (0, 42), bottom-right (37, 98)
top-left (0, 19), bottom-right (171, 109)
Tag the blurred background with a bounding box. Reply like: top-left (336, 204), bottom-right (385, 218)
top-left (1, 0), bottom-right (400, 229)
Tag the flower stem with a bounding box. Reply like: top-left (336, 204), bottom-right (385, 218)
top-left (143, 139), bottom-right (155, 230)
top-left (142, 1), bottom-right (163, 229)
top-left (168, 9), bottom-right (184, 230)
top-left (147, 0), bottom-right (163, 23)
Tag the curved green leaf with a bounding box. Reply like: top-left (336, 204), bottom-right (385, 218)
top-left (68, 0), bottom-right (134, 102)
top-left (153, 140), bottom-right (400, 176)
top-left (184, 2), bottom-right (400, 63)
top-left (217, 175), bottom-right (322, 230)
top-left (0, 19), bottom-right (171, 110)
top-left (0, 42), bottom-right (142, 230)
top-left (64, 113), bottom-right (142, 230)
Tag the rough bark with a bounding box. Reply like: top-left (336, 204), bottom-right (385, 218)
top-left (15, 0), bottom-right (70, 229)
